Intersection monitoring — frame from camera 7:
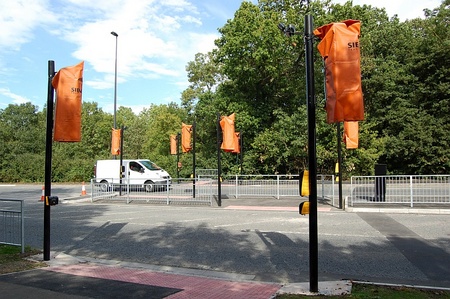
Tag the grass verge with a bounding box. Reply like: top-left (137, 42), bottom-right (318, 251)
top-left (0, 244), bottom-right (47, 274)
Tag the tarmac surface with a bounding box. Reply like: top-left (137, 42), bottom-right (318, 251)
top-left (1, 185), bottom-right (450, 298)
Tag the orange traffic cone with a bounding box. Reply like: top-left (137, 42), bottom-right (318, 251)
top-left (40, 186), bottom-right (45, 201)
top-left (81, 182), bottom-right (87, 196)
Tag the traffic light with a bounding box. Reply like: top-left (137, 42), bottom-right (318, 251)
top-left (299, 167), bottom-right (310, 215)
top-left (314, 20), bottom-right (364, 123)
top-left (299, 201), bottom-right (310, 215)
top-left (181, 123), bottom-right (192, 153)
top-left (46, 196), bottom-right (59, 206)
top-left (120, 165), bottom-right (125, 178)
top-left (111, 128), bottom-right (121, 155)
top-left (300, 170), bottom-right (310, 197)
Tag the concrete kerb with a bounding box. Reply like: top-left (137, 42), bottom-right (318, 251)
top-left (28, 251), bottom-right (259, 281)
top-left (60, 195), bottom-right (91, 203)
top-left (277, 280), bottom-right (352, 296)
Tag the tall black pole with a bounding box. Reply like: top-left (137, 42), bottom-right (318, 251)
top-left (119, 125), bottom-right (124, 195)
top-left (111, 31), bottom-right (118, 130)
top-left (44, 60), bottom-right (55, 261)
top-left (337, 123), bottom-right (343, 209)
top-left (111, 31), bottom-right (118, 160)
top-left (176, 133), bottom-right (180, 180)
top-left (192, 120), bottom-right (196, 198)
top-left (240, 132), bottom-right (244, 175)
top-left (216, 113), bottom-right (222, 207)
top-left (305, 14), bottom-right (319, 293)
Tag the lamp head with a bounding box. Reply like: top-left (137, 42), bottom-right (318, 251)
top-left (278, 23), bottom-right (297, 37)
top-left (111, 31), bottom-right (118, 37)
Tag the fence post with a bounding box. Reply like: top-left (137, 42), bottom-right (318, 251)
top-left (90, 179), bottom-right (93, 203)
top-left (167, 179), bottom-right (170, 205)
top-left (350, 176), bottom-right (353, 207)
top-left (277, 175), bottom-right (280, 199)
top-left (235, 175), bottom-right (239, 199)
top-left (332, 175), bottom-right (336, 207)
top-left (126, 179), bottom-right (130, 204)
top-left (20, 200), bottom-right (24, 253)
top-left (410, 175), bottom-right (414, 208)
top-left (320, 175), bottom-right (325, 202)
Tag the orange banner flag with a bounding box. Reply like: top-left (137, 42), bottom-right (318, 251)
top-left (111, 128), bottom-right (121, 155)
top-left (314, 20), bottom-right (364, 123)
top-left (52, 61), bottom-right (84, 142)
top-left (220, 113), bottom-right (236, 152)
top-left (181, 123), bottom-right (192, 153)
top-left (170, 134), bottom-right (177, 155)
top-left (344, 121), bottom-right (359, 149)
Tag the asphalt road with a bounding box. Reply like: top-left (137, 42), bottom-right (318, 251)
top-left (1, 184), bottom-right (450, 289)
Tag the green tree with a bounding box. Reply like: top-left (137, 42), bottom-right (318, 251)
top-left (0, 103), bottom-right (45, 182)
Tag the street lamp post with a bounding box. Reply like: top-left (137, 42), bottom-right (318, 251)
top-left (111, 31), bottom-right (118, 130)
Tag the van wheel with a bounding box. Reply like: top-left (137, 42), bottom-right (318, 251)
top-left (144, 181), bottom-right (154, 192)
top-left (99, 180), bottom-right (109, 192)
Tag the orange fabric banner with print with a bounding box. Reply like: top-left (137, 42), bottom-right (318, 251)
top-left (344, 121), bottom-right (359, 149)
top-left (111, 128), bottom-right (121, 155)
top-left (182, 123), bottom-right (192, 153)
top-left (314, 20), bottom-right (364, 123)
top-left (170, 134), bottom-right (177, 155)
top-left (220, 113), bottom-right (236, 152)
top-left (52, 61), bottom-right (84, 142)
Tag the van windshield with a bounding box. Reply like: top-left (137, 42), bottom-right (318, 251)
top-left (140, 160), bottom-right (161, 170)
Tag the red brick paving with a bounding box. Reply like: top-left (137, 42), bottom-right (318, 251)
top-left (45, 264), bottom-right (282, 299)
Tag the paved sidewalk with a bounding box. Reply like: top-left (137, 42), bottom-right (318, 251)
top-left (0, 252), bottom-right (351, 298)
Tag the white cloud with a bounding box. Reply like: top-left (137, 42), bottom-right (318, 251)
top-left (0, 0), bottom-right (56, 51)
top-left (40, 0), bottom-right (215, 92)
top-left (0, 88), bottom-right (30, 105)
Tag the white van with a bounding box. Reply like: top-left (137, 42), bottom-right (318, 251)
top-left (95, 159), bottom-right (172, 192)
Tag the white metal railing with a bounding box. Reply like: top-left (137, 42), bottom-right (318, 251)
top-left (220, 174), bottom-right (335, 201)
top-left (0, 199), bottom-right (24, 253)
top-left (90, 174), bottom-right (450, 209)
top-left (196, 169), bottom-right (218, 178)
top-left (91, 178), bottom-right (213, 205)
top-left (350, 175), bottom-right (450, 207)
top-left (92, 175), bottom-right (337, 205)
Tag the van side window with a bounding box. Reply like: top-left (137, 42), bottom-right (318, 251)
top-left (130, 162), bottom-right (142, 172)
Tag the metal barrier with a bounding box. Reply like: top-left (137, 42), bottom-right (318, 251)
top-left (91, 175), bottom-right (337, 206)
top-left (0, 199), bottom-right (24, 253)
top-left (350, 175), bottom-right (450, 207)
top-left (91, 178), bottom-right (213, 206)
top-left (196, 169), bottom-right (218, 178)
top-left (221, 174), bottom-right (335, 202)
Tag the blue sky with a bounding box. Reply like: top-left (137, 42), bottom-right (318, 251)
top-left (0, 0), bottom-right (441, 114)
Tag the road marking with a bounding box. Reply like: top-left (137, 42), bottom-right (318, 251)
top-left (225, 206), bottom-right (331, 212)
